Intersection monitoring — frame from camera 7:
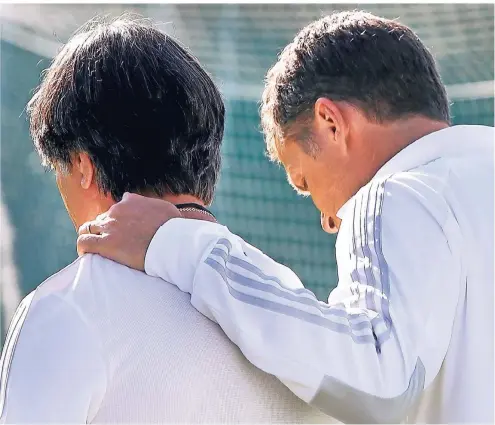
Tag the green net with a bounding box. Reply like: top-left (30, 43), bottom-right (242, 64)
top-left (1, 4), bottom-right (494, 340)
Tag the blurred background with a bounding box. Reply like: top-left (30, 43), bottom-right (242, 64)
top-left (1, 3), bottom-right (494, 344)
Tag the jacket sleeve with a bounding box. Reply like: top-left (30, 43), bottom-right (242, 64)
top-left (145, 174), bottom-right (463, 423)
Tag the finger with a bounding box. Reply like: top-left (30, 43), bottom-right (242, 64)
top-left (78, 220), bottom-right (106, 236)
top-left (77, 233), bottom-right (107, 257)
top-left (95, 212), bottom-right (108, 222)
top-left (121, 192), bottom-right (141, 202)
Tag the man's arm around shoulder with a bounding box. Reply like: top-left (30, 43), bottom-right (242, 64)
top-left (143, 175), bottom-right (462, 423)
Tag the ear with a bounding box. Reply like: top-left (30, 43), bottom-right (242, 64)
top-left (314, 97), bottom-right (349, 152)
top-left (75, 152), bottom-right (95, 190)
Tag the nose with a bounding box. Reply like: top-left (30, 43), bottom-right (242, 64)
top-left (321, 212), bottom-right (339, 234)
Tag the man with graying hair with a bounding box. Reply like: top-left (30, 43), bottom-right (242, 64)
top-left (78, 11), bottom-right (494, 424)
top-left (0, 16), bottom-right (335, 423)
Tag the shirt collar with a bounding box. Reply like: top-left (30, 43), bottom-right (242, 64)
top-left (336, 125), bottom-right (491, 219)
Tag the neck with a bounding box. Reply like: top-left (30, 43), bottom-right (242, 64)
top-left (159, 193), bottom-right (217, 223)
top-left (76, 191), bottom-right (215, 231)
top-left (353, 117), bottom-right (449, 190)
top-left (141, 192), bottom-right (217, 222)
top-left (160, 194), bottom-right (207, 207)
top-left (332, 117), bottom-right (449, 231)
top-left (137, 192), bottom-right (208, 209)
top-left (368, 117), bottom-right (449, 172)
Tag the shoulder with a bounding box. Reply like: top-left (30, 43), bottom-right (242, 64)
top-left (1, 255), bottom-right (126, 372)
top-left (339, 170), bottom-right (452, 233)
top-left (335, 171), bottom-right (457, 268)
top-left (8, 256), bottom-right (102, 337)
top-left (15, 254), bottom-right (141, 339)
top-left (0, 261), bottom-right (110, 422)
top-left (35, 253), bottom-right (144, 300)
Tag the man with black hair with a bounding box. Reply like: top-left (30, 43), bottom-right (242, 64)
top-left (0, 17), bottom-right (333, 423)
top-left (78, 11), bottom-right (494, 423)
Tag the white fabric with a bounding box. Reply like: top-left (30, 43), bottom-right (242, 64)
top-left (0, 254), bottom-right (334, 423)
top-left (144, 125), bottom-right (494, 423)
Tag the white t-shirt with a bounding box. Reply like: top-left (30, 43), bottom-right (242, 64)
top-left (0, 254), bottom-right (334, 423)
top-left (142, 125), bottom-right (494, 423)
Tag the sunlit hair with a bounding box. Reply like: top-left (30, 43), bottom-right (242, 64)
top-left (261, 11), bottom-right (450, 162)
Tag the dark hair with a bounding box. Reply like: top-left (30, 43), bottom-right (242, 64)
top-left (261, 11), bottom-right (450, 160)
top-left (28, 15), bottom-right (225, 204)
